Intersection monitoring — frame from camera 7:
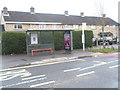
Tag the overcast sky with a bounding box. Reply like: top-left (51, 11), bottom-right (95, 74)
top-left (0, 0), bottom-right (119, 22)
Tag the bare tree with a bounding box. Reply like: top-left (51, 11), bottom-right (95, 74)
top-left (94, 0), bottom-right (106, 48)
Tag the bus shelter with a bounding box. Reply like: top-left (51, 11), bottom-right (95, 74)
top-left (26, 29), bottom-right (74, 56)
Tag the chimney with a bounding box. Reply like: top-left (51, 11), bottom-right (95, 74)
top-left (102, 14), bottom-right (106, 18)
top-left (3, 7), bottom-right (9, 16)
top-left (80, 12), bottom-right (84, 17)
top-left (64, 11), bottom-right (69, 16)
top-left (30, 7), bottom-right (35, 14)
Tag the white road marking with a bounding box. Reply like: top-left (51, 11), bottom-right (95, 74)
top-left (22, 74), bottom-right (45, 80)
top-left (21, 73), bottom-right (31, 77)
top-left (107, 60), bottom-right (118, 64)
top-left (76, 71), bottom-right (95, 77)
top-left (0, 77), bottom-right (47, 88)
top-left (30, 80), bottom-right (55, 88)
top-left (93, 61), bottom-right (101, 63)
top-left (0, 69), bottom-right (31, 81)
top-left (109, 65), bottom-right (120, 69)
top-left (93, 62), bottom-right (107, 67)
top-left (79, 60), bottom-right (118, 72)
top-left (0, 69), bottom-right (26, 76)
top-left (63, 67), bottom-right (80, 72)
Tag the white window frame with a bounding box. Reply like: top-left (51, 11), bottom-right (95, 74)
top-left (39, 24), bottom-right (46, 29)
top-left (52, 24), bottom-right (57, 29)
top-left (99, 26), bottom-right (102, 30)
top-left (73, 25), bottom-right (79, 29)
top-left (91, 25), bottom-right (96, 30)
top-left (112, 25), bottom-right (116, 29)
top-left (106, 25), bottom-right (110, 30)
top-left (14, 24), bottom-right (22, 29)
top-left (63, 25), bottom-right (68, 29)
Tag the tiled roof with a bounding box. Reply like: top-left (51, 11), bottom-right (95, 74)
top-left (3, 11), bottom-right (118, 25)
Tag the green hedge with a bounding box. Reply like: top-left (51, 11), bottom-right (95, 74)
top-left (54, 30), bottom-right (93, 50)
top-left (73, 30), bottom-right (93, 49)
top-left (2, 31), bottom-right (26, 55)
top-left (2, 30), bottom-right (93, 54)
top-left (53, 31), bottom-right (64, 50)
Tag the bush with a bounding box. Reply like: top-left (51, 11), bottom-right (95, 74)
top-left (2, 31), bottom-right (26, 55)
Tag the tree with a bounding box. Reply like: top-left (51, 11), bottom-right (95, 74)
top-left (94, 0), bottom-right (106, 48)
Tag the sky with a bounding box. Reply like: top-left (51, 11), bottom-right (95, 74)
top-left (0, 0), bottom-right (119, 22)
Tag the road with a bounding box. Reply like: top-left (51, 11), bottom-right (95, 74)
top-left (0, 55), bottom-right (119, 88)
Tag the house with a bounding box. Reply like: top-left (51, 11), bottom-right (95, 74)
top-left (0, 7), bottom-right (119, 38)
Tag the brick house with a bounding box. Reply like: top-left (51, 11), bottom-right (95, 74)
top-left (0, 7), bottom-right (119, 38)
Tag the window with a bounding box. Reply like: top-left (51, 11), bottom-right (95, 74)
top-left (112, 25), bottom-right (116, 29)
top-left (14, 24), bottom-right (22, 29)
top-left (52, 24), bottom-right (57, 29)
top-left (39, 24), bottom-right (46, 29)
top-left (63, 25), bottom-right (68, 29)
top-left (99, 26), bottom-right (102, 30)
top-left (91, 25), bottom-right (96, 30)
top-left (106, 25), bottom-right (110, 30)
top-left (73, 25), bottom-right (79, 29)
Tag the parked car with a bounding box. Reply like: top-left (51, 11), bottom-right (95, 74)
top-left (98, 37), bottom-right (113, 45)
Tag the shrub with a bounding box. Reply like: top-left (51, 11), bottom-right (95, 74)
top-left (2, 31), bottom-right (26, 55)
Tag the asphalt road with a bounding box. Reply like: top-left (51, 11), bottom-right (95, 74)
top-left (0, 55), bottom-right (119, 88)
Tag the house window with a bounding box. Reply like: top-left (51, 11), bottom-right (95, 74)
top-left (63, 25), bottom-right (68, 29)
top-left (99, 26), bottom-right (102, 30)
top-left (106, 25), bottom-right (110, 30)
top-left (112, 25), bottom-right (116, 29)
top-left (91, 25), bottom-right (96, 30)
top-left (14, 24), bottom-right (22, 29)
top-left (52, 24), bottom-right (57, 29)
top-left (39, 24), bottom-right (46, 29)
top-left (73, 25), bottom-right (79, 29)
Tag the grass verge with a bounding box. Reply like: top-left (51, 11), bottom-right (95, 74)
top-left (87, 48), bottom-right (118, 53)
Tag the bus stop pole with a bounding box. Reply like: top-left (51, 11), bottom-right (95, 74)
top-left (70, 31), bottom-right (73, 50)
top-left (82, 23), bottom-right (86, 51)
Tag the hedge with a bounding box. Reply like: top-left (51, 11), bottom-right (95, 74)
top-left (2, 31), bottom-right (26, 55)
top-left (54, 30), bottom-right (93, 50)
top-left (53, 31), bottom-right (64, 50)
top-left (2, 30), bottom-right (93, 54)
top-left (73, 30), bottom-right (93, 49)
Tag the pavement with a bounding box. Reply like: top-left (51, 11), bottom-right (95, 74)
top-left (1, 44), bottom-right (118, 69)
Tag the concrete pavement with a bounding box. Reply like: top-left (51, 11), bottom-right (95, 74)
top-left (2, 49), bottom-right (93, 69)
top-left (1, 44), bottom-right (118, 69)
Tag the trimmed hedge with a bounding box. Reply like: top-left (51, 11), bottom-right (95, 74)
top-left (54, 30), bottom-right (93, 50)
top-left (2, 30), bottom-right (93, 54)
top-left (73, 30), bottom-right (93, 49)
top-left (53, 31), bottom-right (64, 50)
top-left (2, 31), bottom-right (26, 55)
